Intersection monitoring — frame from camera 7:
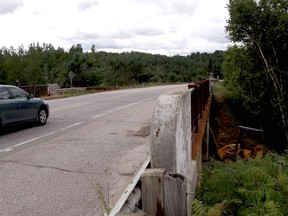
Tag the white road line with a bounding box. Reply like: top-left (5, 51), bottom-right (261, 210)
top-left (92, 113), bottom-right (106, 119)
top-left (92, 97), bottom-right (156, 119)
top-left (0, 147), bottom-right (12, 153)
top-left (0, 121), bottom-right (84, 153)
top-left (1, 96), bottom-right (156, 153)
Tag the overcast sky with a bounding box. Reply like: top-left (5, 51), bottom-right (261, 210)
top-left (0, 0), bottom-right (231, 56)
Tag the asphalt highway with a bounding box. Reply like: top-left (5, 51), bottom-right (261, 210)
top-left (0, 84), bottom-right (188, 216)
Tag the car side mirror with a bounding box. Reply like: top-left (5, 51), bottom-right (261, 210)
top-left (27, 94), bottom-right (34, 99)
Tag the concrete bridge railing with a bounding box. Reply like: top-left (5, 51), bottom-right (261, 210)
top-left (149, 80), bottom-right (211, 215)
top-left (116, 80), bottom-right (211, 216)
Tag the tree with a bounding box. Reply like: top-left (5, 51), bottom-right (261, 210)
top-left (0, 43), bottom-right (221, 87)
top-left (225, 0), bottom-right (288, 145)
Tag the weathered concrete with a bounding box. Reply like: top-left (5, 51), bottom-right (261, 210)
top-left (114, 83), bottom-right (211, 215)
top-left (47, 83), bottom-right (60, 96)
top-left (149, 87), bottom-right (211, 215)
top-left (150, 90), bottom-right (192, 177)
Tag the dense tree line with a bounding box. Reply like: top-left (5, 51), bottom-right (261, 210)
top-left (0, 43), bottom-right (224, 88)
top-left (223, 0), bottom-right (288, 152)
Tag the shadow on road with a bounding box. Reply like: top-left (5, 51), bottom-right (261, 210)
top-left (0, 123), bottom-right (39, 136)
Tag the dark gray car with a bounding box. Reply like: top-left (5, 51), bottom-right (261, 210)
top-left (0, 85), bottom-right (49, 128)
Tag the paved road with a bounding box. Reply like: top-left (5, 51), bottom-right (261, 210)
top-left (0, 84), bottom-right (188, 216)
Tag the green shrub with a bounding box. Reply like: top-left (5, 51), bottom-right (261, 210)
top-left (191, 152), bottom-right (288, 215)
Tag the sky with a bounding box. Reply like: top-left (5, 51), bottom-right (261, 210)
top-left (0, 0), bottom-right (231, 56)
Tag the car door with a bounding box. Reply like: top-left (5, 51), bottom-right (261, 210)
top-left (7, 87), bottom-right (34, 122)
top-left (19, 95), bottom-right (39, 122)
top-left (0, 87), bottom-right (18, 125)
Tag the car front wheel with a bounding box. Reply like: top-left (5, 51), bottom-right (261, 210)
top-left (38, 108), bottom-right (48, 125)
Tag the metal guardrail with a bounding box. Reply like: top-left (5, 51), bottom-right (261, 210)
top-left (57, 87), bottom-right (86, 94)
top-left (188, 80), bottom-right (210, 134)
top-left (20, 85), bottom-right (122, 97)
top-left (20, 85), bottom-right (48, 97)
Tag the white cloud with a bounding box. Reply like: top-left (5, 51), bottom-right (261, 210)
top-left (0, 0), bottom-right (24, 14)
top-left (77, 0), bottom-right (100, 11)
top-left (0, 0), bottom-right (231, 55)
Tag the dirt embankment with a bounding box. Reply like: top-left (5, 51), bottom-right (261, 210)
top-left (209, 81), bottom-right (240, 153)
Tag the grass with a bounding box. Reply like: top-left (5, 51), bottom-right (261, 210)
top-left (211, 81), bottom-right (234, 103)
top-left (87, 163), bottom-right (112, 216)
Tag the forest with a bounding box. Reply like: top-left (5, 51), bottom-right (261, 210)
top-left (0, 43), bottom-right (223, 88)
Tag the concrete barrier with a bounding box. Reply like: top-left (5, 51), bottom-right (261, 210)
top-left (149, 90), bottom-right (197, 215)
top-left (149, 85), bottom-right (211, 215)
top-left (150, 90), bottom-right (192, 177)
top-left (116, 81), bottom-right (211, 215)
top-left (47, 84), bottom-right (60, 96)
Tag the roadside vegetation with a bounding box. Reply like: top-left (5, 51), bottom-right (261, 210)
top-left (223, 0), bottom-right (288, 152)
top-left (191, 152), bottom-right (288, 216)
top-left (192, 1), bottom-right (288, 215)
top-left (209, 81), bottom-right (242, 151)
top-left (193, 80), bottom-right (288, 215)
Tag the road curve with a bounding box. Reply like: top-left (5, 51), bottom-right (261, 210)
top-left (0, 84), bottom-right (188, 216)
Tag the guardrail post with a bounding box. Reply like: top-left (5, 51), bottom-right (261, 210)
top-left (198, 85), bottom-right (203, 118)
top-left (141, 168), bottom-right (187, 216)
top-left (188, 84), bottom-right (199, 133)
